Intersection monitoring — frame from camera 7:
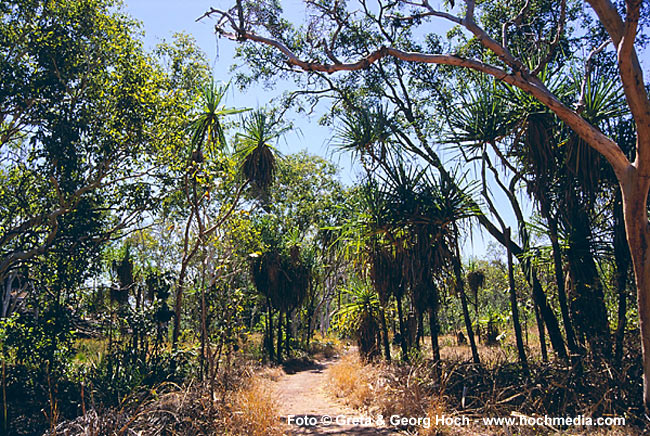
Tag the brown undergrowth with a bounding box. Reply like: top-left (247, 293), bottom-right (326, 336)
top-left (48, 365), bottom-right (285, 436)
top-left (327, 350), bottom-right (647, 435)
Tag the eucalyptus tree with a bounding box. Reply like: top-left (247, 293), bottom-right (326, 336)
top-left (0, 0), bottom-right (171, 289)
top-left (205, 0), bottom-right (650, 404)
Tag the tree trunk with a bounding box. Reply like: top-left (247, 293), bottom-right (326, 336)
top-left (276, 310), bottom-right (283, 362)
top-left (396, 294), bottom-right (408, 361)
top-left (171, 266), bottom-right (187, 348)
top-left (452, 236), bottom-right (479, 365)
top-left (416, 310), bottom-right (424, 350)
top-left (534, 302), bottom-right (548, 362)
top-left (620, 173), bottom-right (650, 410)
top-left (525, 261), bottom-right (568, 360)
top-left (267, 299), bottom-right (274, 362)
top-left (563, 199), bottom-right (612, 358)
top-left (505, 228), bottom-right (527, 371)
top-left (379, 306), bottom-right (391, 362)
top-left (285, 311), bottom-right (291, 358)
top-left (541, 203), bottom-right (579, 354)
top-left (613, 189), bottom-right (631, 363)
top-left (428, 307), bottom-right (440, 362)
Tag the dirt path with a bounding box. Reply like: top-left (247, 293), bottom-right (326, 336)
top-left (275, 358), bottom-right (403, 435)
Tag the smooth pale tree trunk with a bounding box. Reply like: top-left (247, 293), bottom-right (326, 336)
top-left (620, 173), bottom-right (650, 409)
top-left (613, 190), bottom-right (631, 363)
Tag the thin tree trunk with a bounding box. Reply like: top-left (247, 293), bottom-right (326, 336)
top-left (541, 203), bottom-right (579, 354)
top-left (277, 310), bottom-right (283, 362)
top-left (428, 307), bottom-right (440, 362)
top-left (416, 310), bottom-right (423, 350)
top-left (285, 311), bottom-right (291, 358)
top-left (452, 232), bottom-right (480, 365)
top-left (379, 306), bottom-right (391, 362)
top-left (505, 228), bottom-right (527, 370)
top-left (267, 299), bottom-right (274, 362)
top-left (534, 302), bottom-right (548, 362)
top-left (396, 294), bottom-right (408, 361)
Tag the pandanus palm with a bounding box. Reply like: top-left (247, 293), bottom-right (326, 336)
top-left (189, 82), bottom-right (249, 156)
top-left (249, 222), bottom-right (311, 361)
top-left (237, 109), bottom-right (288, 196)
top-left (503, 70), bottom-right (629, 358)
top-left (172, 82), bottom-right (249, 348)
top-left (334, 282), bottom-right (381, 361)
top-left (335, 103), bottom-right (480, 362)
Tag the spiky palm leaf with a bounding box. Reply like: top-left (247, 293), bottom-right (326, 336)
top-left (237, 109), bottom-right (286, 192)
top-left (188, 81), bottom-right (249, 156)
top-left (333, 103), bottom-right (395, 162)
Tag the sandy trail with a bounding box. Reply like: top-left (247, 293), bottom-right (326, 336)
top-left (275, 358), bottom-right (403, 436)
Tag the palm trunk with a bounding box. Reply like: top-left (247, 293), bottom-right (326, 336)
top-left (534, 302), bottom-right (548, 362)
top-left (416, 311), bottom-right (423, 350)
top-left (276, 310), bottom-right (283, 362)
top-left (541, 204), bottom-right (578, 354)
top-left (428, 307), bottom-right (440, 362)
top-left (505, 228), bottom-right (527, 370)
top-left (452, 233), bottom-right (479, 365)
top-left (396, 294), bottom-right (408, 361)
top-left (379, 306), bottom-right (391, 361)
top-left (284, 311), bottom-right (291, 358)
top-left (267, 299), bottom-right (274, 362)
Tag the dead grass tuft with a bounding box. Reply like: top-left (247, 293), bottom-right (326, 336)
top-left (327, 354), bottom-right (375, 409)
top-left (328, 348), bottom-right (646, 436)
top-left (48, 372), bottom-right (284, 436)
top-left (231, 376), bottom-right (284, 436)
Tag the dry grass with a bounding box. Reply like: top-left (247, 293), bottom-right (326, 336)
top-left (231, 376), bottom-right (284, 436)
top-left (327, 354), bottom-right (375, 409)
top-left (327, 348), bottom-right (646, 436)
top-left (49, 371), bottom-right (285, 436)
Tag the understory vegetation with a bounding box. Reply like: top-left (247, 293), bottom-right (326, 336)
top-left (1, 0), bottom-right (649, 435)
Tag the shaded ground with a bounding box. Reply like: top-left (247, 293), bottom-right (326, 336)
top-left (275, 357), bottom-right (403, 435)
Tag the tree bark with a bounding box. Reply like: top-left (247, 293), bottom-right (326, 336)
top-left (505, 228), bottom-right (527, 370)
top-left (534, 302), bottom-right (548, 362)
top-left (620, 172), bottom-right (650, 409)
top-left (613, 188), bottom-right (631, 363)
top-left (396, 294), bottom-right (408, 361)
top-left (453, 234), bottom-right (480, 365)
top-left (539, 202), bottom-right (579, 354)
top-left (428, 307), bottom-right (440, 362)
top-left (379, 306), bottom-right (391, 362)
top-left (267, 299), bottom-right (274, 362)
top-left (276, 310), bottom-right (283, 362)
